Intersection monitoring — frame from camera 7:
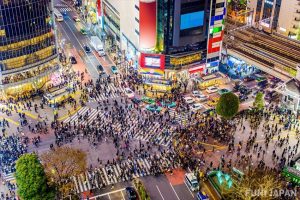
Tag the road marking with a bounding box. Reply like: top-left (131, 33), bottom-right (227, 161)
top-left (57, 22), bottom-right (71, 41)
top-left (57, 105), bottom-right (82, 121)
top-left (108, 194), bottom-right (111, 200)
top-left (87, 188), bottom-right (125, 200)
top-left (2, 117), bottom-right (19, 126)
top-left (121, 190), bottom-right (125, 200)
top-left (156, 185), bottom-right (165, 200)
top-left (169, 182), bottom-right (181, 200)
top-left (183, 181), bottom-right (195, 198)
top-left (62, 17), bottom-right (98, 76)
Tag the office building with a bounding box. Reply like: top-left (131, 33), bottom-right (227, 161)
top-left (0, 0), bottom-right (60, 98)
top-left (101, 0), bottom-right (226, 91)
top-left (248, 0), bottom-right (300, 40)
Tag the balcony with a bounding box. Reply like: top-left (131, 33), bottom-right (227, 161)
top-left (0, 65), bottom-right (60, 89)
top-left (295, 17), bottom-right (300, 21)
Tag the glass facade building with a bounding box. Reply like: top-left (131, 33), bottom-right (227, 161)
top-left (0, 0), bottom-right (59, 97)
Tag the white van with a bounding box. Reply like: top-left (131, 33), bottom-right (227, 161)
top-left (185, 173), bottom-right (199, 191)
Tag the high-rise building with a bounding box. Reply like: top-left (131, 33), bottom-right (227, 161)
top-left (0, 0), bottom-right (60, 98)
top-left (101, 0), bottom-right (226, 90)
top-left (248, 0), bottom-right (300, 40)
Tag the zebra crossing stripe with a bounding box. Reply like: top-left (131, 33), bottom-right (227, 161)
top-left (77, 175), bottom-right (84, 193)
top-left (72, 156), bottom-right (180, 193)
top-left (64, 107), bottom-right (89, 123)
top-left (85, 172), bottom-right (91, 190)
top-left (73, 176), bottom-right (80, 193)
top-left (102, 167), bottom-right (110, 185)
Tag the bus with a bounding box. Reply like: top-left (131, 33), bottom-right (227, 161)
top-left (53, 8), bottom-right (63, 22)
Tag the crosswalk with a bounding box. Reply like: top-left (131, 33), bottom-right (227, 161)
top-left (58, 7), bottom-right (73, 12)
top-left (55, 3), bottom-right (67, 7)
top-left (168, 109), bottom-right (190, 124)
top-left (89, 84), bottom-right (125, 102)
top-left (72, 155), bottom-right (180, 193)
top-left (2, 173), bottom-right (15, 182)
top-left (63, 107), bottom-right (175, 146)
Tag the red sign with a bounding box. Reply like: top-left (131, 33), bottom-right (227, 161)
top-left (97, 0), bottom-right (101, 16)
top-left (188, 65), bottom-right (205, 74)
top-left (140, 53), bottom-right (165, 70)
top-left (139, 0), bottom-right (157, 50)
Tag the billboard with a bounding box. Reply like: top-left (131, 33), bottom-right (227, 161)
top-left (139, 53), bottom-right (165, 76)
top-left (139, 0), bottom-right (157, 50)
top-left (180, 11), bottom-right (204, 30)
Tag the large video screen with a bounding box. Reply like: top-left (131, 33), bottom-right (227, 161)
top-left (180, 11), bottom-right (204, 30)
top-left (145, 57), bottom-right (161, 68)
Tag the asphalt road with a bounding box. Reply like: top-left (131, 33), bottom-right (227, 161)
top-left (54, 0), bottom-right (114, 80)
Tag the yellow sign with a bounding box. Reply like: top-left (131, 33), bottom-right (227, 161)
top-left (0, 29), bottom-right (5, 37)
top-left (170, 53), bottom-right (201, 66)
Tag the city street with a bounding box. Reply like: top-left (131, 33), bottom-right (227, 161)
top-left (1, 1), bottom-right (300, 200)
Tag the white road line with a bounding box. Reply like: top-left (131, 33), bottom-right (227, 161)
top-left (170, 182), bottom-right (181, 200)
top-left (108, 194), bottom-right (111, 200)
top-left (57, 22), bottom-right (71, 41)
top-left (63, 17), bottom-right (98, 75)
top-left (156, 185), bottom-right (165, 200)
top-left (87, 188), bottom-right (125, 200)
top-left (121, 190), bottom-right (125, 200)
top-left (183, 181), bottom-right (195, 198)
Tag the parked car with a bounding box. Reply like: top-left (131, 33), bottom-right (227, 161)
top-left (69, 56), bottom-right (77, 64)
top-left (141, 96), bottom-right (155, 104)
top-left (192, 90), bottom-right (202, 97)
top-left (196, 191), bottom-right (209, 200)
top-left (84, 45), bottom-right (91, 53)
top-left (196, 94), bottom-right (208, 102)
top-left (161, 101), bottom-right (176, 108)
top-left (124, 88), bottom-right (134, 98)
top-left (131, 97), bottom-right (141, 105)
top-left (73, 16), bottom-right (80, 22)
top-left (206, 86), bottom-right (218, 94)
top-left (125, 187), bottom-right (138, 200)
top-left (146, 105), bottom-right (163, 113)
top-left (191, 103), bottom-right (203, 111)
top-left (111, 66), bottom-right (118, 74)
top-left (184, 96), bottom-right (194, 104)
top-left (218, 88), bottom-right (230, 95)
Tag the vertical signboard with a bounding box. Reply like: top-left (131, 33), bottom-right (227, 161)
top-left (139, 0), bottom-right (157, 50)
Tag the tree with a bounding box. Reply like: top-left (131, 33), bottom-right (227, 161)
top-left (40, 146), bottom-right (87, 196)
top-left (253, 92), bottom-right (264, 110)
top-left (15, 153), bottom-right (55, 200)
top-left (222, 168), bottom-right (283, 200)
top-left (216, 92), bottom-right (239, 119)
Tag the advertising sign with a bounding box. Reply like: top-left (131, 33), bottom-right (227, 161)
top-left (139, 0), bottom-right (157, 50)
top-left (139, 53), bottom-right (165, 76)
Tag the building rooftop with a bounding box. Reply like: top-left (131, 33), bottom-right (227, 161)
top-left (285, 79), bottom-right (300, 96)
